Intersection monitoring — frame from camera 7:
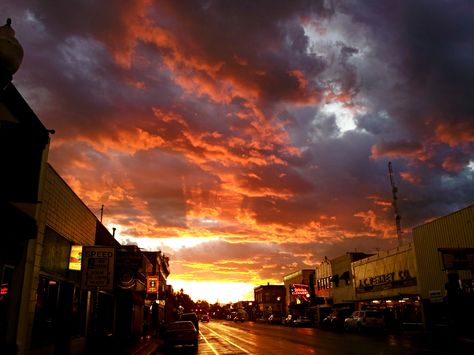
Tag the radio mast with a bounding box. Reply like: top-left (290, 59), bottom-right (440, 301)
top-left (388, 162), bottom-right (402, 245)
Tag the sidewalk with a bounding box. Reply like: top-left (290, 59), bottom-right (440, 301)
top-left (126, 334), bottom-right (162, 355)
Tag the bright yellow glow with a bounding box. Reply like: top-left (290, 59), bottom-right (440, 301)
top-left (167, 278), bottom-right (255, 304)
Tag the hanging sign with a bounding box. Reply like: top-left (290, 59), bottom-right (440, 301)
top-left (147, 275), bottom-right (158, 294)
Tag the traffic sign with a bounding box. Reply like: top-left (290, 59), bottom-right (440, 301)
top-left (81, 246), bottom-right (115, 290)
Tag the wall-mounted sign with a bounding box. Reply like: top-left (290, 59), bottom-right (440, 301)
top-left (439, 248), bottom-right (474, 270)
top-left (356, 269), bottom-right (417, 293)
top-left (290, 284), bottom-right (309, 296)
top-left (69, 245), bottom-right (83, 270)
top-left (147, 275), bottom-right (158, 294)
top-left (81, 246), bottom-right (115, 290)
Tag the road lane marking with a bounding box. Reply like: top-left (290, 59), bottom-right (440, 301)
top-left (199, 330), bottom-right (220, 355)
top-left (203, 325), bottom-right (251, 354)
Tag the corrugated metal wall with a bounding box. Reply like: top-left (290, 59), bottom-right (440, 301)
top-left (413, 204), bottom-right (474, 299)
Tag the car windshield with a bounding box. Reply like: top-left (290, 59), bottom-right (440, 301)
top-left (168, 321), bottom-right (195, 331)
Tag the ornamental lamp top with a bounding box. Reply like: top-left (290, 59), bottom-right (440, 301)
top-left (0, 18), bottom-right (24, 76)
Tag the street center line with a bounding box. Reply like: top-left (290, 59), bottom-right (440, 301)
top-left (204, 326), bottom-right (251, 354)
top-left (199, 329), bottom-right (220, 355)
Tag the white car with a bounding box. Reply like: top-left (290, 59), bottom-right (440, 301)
top-left (344, 310), bottom-right (384, 331)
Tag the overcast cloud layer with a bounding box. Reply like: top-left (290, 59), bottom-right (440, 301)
top-left (5, 0), bottom-right (473, 297)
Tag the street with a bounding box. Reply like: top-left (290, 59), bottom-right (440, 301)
top-left (159, 320), bottom-right (474, 355)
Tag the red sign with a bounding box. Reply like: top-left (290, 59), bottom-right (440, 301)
top-left (291, 284), bottom-right (309, 296)
top-left (147, 276), bottom-right (158, 294)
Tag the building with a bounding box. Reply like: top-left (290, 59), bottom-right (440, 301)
top-left (143, 251), bottom-right (170, 327)
top-left (412, 204), bottom-right (473, 335)
top-left (346, 204), bottom-right (473, 332)
top-left (283, 269), bottom-right (315, 318)
top-left (331, 252), bottom-right (372, 306)
top-left (351, 243), bottom-right (419, 328)
top-left (254, 284), bottom-right (286, 320)
top-left (0, 20), bottom-right (51, 353)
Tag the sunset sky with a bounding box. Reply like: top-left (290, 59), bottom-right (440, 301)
top-left (5, 1), bottom-right (473, 303)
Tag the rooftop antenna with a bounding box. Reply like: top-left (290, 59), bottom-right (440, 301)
top-left (388, 161), bottom-right (403, 245)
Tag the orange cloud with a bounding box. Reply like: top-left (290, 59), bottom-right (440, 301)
top-left (441, 155), bottom-right (468, 173)
top-left (435, 121), bottom-right (474, 147)
top-left (370, 140), bottom-right (426, 160)
top-left (400, 171), bottom-right (422, 184)
top-left (354, 209), bottom-right (394, 239)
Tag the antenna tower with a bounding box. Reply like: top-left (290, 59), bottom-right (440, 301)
top-left (388, 162), bottom-right (402, 245)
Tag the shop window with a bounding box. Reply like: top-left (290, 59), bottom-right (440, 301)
top-left (32, 276), bottom-right (78, 347)
top-left (32, 276), bottom-right (59, 346)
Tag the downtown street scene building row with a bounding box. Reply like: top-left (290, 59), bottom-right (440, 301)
top-left (254, 204), bottom-right (473, 337)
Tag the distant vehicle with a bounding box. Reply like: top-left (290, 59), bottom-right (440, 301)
top-left (165, 321), bottom-right (199, 349)
top-left (233, 315), bottom-right (245, 322)
top-left (180, 312), bottom-right (199, 332)
top-left (201, 314), bottom-right (210, 322)
top-left (344, 310), bottom-right (385, 332)
top-left (292, 316), bottom-right (312, 327)
top-left (322, 308), bottom-right (352, 330)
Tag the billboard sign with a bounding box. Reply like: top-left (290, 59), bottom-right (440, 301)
top-left (69, 245), bottom-right (83, 270)
top-left (290, 284), bottom-right (309, 296)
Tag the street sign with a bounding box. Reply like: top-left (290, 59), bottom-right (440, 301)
top-left (81, 246), bottom-right (115, 290)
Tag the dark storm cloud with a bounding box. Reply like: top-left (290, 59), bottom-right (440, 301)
top-left (4, 0), bottom-right (473, 293)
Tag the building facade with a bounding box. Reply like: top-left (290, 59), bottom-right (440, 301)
top-left (283, 269), bottom-right (315, 318)
top-left (253, 284), bottom-right (286, 320)
top-left (1, 81), bottom-right (50, 354)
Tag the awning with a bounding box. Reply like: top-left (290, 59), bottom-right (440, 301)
top-left (1, 200), bottom-right (37, 240)
top-left (1, 201), bottom-right (37, 264)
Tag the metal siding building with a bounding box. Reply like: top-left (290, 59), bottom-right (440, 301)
top-left (352, 244), bottom-right (419, 301)
top-left (413, 204), bottom-right (474, 300)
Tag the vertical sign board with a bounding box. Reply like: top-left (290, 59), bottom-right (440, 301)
top-left (81, 246), bottom-right (115, 291)
top-left (147, 275), bottom-right (158, 295)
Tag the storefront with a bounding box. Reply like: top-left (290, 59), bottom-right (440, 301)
top-left (351, 243), bottom-right (421, 328)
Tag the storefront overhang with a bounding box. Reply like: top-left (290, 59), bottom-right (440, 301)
top-left (2, 200), bottom-right (37, 240)
top-left (347, 293), bottom-right (420, 303)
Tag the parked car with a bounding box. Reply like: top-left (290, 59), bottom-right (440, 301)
top-left (322, 308), bottom-right (352, 330)
top-left (344, 310), bottom-right (385, 332)
top-left (200, 314), bottom-right (210, 322)
top-left (165, 321), bottom-right (199, 349)
top-left (180, 312), bottom-right (199, 332)
top-left (292, 316), bottom-right (312, 327)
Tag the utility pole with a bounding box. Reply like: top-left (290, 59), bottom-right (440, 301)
top-left (388, 162), bottom-right (403, 245)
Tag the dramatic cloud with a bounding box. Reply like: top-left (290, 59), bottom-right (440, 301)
top-left (5, 0), bottom-right (473, 302)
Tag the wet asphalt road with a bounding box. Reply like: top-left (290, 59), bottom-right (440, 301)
top-left (159, 319), bottom-right (474, 355)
